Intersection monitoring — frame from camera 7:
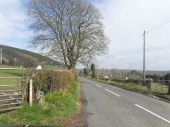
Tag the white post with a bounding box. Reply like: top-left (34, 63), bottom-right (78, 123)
top-left (29, 78), bottom-right (33, 107)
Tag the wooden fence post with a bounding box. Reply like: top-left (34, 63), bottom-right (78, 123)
top-left (29, 78), bottom-right (33, 107)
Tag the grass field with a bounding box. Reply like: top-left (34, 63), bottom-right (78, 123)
top-left (0, 65), bottom-right (24, 90)
top-left (42, 64), bottom-right (65, 70)
top-left (151, 83), bottom-right (168, 94)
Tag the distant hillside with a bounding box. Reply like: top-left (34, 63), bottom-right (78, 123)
top-left (0, 45), bottom-right (63, 67)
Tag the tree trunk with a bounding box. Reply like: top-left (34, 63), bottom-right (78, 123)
top-left (67, 66), bottom-right (75, 71)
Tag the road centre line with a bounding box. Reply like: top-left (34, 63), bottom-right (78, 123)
top-left (135, 104), bottom-right (170, 124)
top-left (105, 89), bottom-right (120, 97)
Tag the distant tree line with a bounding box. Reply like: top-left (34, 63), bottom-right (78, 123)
top-left (79, 64), bottom-right (96, 78)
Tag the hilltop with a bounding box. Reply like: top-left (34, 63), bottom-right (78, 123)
top-left (0, 45), bottom-right (63, 67)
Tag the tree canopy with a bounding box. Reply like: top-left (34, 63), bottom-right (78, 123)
top-left (28, 0), bottom-right (108, 69)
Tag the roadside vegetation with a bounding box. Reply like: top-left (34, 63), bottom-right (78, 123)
top-left (81, 64), bottom-right (170, 101)
top-left (0, 65), bottom-right (79, 127)
top-left (0, 81), bottom-right (79, 126)
top-left (92, 78), bottom-right (170, 101)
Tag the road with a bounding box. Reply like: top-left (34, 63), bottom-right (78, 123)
top-left (80, 78), bottom-right (170, 127)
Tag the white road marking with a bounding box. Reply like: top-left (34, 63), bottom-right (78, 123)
top-left (96, 84), bottom-right (101, 88)
top-left (105, 89), bottom-right (120, 97)
top-left (135, 104), bottom-right (170, 124)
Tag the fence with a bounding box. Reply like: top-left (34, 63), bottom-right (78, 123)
top-left (0, 68), bottom-right (24, 112)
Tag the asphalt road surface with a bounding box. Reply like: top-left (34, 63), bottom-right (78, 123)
top-left (80, 78), bottom-right (170, 127)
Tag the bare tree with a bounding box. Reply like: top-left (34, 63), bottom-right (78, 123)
top-left (28, 0), bottom-right (108, 69)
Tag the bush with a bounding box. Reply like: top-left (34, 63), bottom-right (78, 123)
top-left (32, 70), bottom-right (77, 100)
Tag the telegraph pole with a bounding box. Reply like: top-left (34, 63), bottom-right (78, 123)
top-left (0, 48), bottom-right (2, 65)
top-left (143, 31), bottom-right (146, 85)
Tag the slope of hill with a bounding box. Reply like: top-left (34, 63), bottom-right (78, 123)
top-left (0, 45), bottom-right (63, 67)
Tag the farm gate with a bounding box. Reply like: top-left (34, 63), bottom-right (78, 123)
top-left (0, 68), bottom-right (24, 112)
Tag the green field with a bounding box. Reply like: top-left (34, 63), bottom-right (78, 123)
top-left (42, 64), bottom-right (65, 70)
top-left (151, 83), bottom-right (168, 94)
top-left (0, 65), bottom-right (24, 90)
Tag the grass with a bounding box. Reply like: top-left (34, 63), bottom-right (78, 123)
top-left (151, 83), bottom-right (168, 94)
top-left (93, 78), bottom-right (170, 101)
top-left (96, 79), bottom-right (147, 93)
top-left (0, 81), bottom-right (79, 127)
top-left (0, 103), bottom-right (58, 126)
top-left (42, 64), bottom-right (66, 70)
top-left (0, 65), bottom-right (18, 68)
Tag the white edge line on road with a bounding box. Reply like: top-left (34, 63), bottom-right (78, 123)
top-left (96, 85), bottom-right (101, 88)
top-left (135, 104), bottom-right (170, 124)
top-left (105, 89), bottom-right (120, 97)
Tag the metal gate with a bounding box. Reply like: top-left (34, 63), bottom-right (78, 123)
top-left (0, 67), bottom-right (24, 112)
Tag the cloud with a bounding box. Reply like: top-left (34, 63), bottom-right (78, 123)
top-left (95, 0), bottom-right (170, 71)
top-left (0, 0), bottom-right (170, 71)
top-left (0, 0), bottom-right (32, 49)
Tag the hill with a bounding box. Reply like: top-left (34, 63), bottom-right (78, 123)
top-left (0, 45), bottom-right (63, 67)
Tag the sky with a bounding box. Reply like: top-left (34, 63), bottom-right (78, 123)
top-left (0, 0), bottom-right (32, 49)
top-left (0, 0), bottom-right (170, 71)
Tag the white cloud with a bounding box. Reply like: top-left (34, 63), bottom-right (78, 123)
top-left (95, 0), bottom-right (170, 71)
top-left (0, 0), bottom-right (170, 70)
top-left (0, 0), bottom-right (32, 49)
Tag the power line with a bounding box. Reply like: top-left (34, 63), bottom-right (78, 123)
top-left (147, 20), bottom-right (170, 34)
top-left (105, 18), bottom-right (170, 71)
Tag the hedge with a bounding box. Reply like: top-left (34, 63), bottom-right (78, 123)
top-left (33, 70), bottom-right (77, 95)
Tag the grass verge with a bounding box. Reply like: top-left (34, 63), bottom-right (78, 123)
top-left (92, 78), bottom-right (170, 101)
top-left (0, 81), bottom-right (79, 127)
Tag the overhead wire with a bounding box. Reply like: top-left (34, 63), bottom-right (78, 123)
top-left (114, 19), bottom-right (170, 69)
top-left (147, 20), bottom-right (170, 34)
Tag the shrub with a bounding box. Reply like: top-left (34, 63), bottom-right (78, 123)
top-left (91, 64), bottom-right (96, 78)
top-left (32, 70), bottom-right (77, 100)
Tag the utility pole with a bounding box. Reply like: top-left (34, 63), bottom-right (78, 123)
top-left (0, 48), bottom-right (2, 65)
top-left (143, 30), bottom-right (146, 85)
